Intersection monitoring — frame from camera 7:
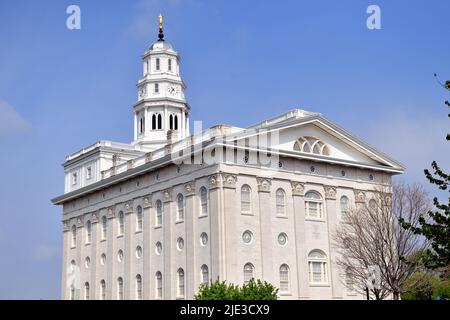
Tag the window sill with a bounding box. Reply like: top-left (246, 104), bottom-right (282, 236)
top-left (241, 212), bottom-right (254, 216)
top-left (198, 214), bottom-right (209, 219)
top-left (176, 296), bottom-right (185, 300)
top-left (276, 215), bottom-right (288, 219)
top-left (117, 234), bottom-right (124, 239)
top-left (100, 239), bottom-right (107, 243)
top-left (70, 246), bottom-right (76, 249)
top-left (305, 218), bottom-right (326, 222)
top-left (309, 283), bottom-right (330, 287)
top-left (175, 220), bottom-right (185, 224)
top-left (154, 225), bottom-right (162, 230)
top-left (279, 292), bottom-right (292, 296)
top-left (85, 242), bottom-right (91, 246)
top-left (135, 230), bottom-right (142, 234)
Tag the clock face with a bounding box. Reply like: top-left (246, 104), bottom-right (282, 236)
top-left (167, 85), bottom-right (178, 95)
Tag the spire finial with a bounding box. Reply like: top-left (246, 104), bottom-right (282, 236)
top-left (158, 14), bottom-right (164, 41)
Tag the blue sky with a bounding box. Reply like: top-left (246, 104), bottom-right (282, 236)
top-left (0, 0), bottom-right (448, 299)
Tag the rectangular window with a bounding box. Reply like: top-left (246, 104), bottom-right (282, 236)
top-left (306, 201), bottom-right (323, 219)
top-left (155, 83), bottom-right (159, 93)
top-left (156, 58), bottom-right (160, 71)
top-left (168, 59), bottom-right (172, 71)
top-left (309, 262), bottom-right (327, 283)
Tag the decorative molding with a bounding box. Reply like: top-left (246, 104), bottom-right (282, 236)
top-left (222, 174), bottom-right (237, 189)
top-left (63, 220), bottom-right (70, 232)
top-left (184, 182), bottom-right (195, 196)
top-left (76, 216), bottom-right (84, 228)
top-left (127, 160), bottom-right (134, 170)
top-left (353, 189), bottom-right (366, 203)
top-left (256, 177), bottom-right (272, 193)
top-left (124, 201), bottom-right (133, 214)
top-left (143, 195), bottom-right (153, 208)
top-left (107, 207), bottom-right (115, 219)
top-left (162, 188), bottom-right (173, 202)
top-left (324, 185), bottom-right (337, 200)
top-left (164, 144), bottom-right (172, 156)
top-left (291, 181), bottom-right (305, 196)
top-left (91, 212), bottom-right (99, 224)
top-left (208, 174), bottom-right (221, 190)
top-left (145, 152), bottom-right (153, 163)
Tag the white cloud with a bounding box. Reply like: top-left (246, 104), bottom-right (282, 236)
top-left (0, 100), bottom-right (30, 137)
top-left (366, 112), bottom-right (449, 187)
top-left (33, 245), bottom-right (59, 262)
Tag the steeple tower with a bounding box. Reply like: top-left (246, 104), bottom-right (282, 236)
top-left (133, 15), bottom-right (190, 151)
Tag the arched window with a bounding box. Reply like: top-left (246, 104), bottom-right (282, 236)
top-left (156, 58), bottom-right (160, 71)
top-left (294, 136), bottom-right (330, 156)
top-left (345, 268), bottom-right (355, 294)
top-left (340, 196), bottom-right (349, 216)
top-left (139, 115), bottom-right (144, 133)
top-left (136, 206), bottom-right (143, 232)
top-left (155, 272), bottom-right (163, 298)
top-left (279, 264), bottom-right (290, 292)
top-left (156, 200), bottom-right (163, 226)
top-left (177, 268), bottom-right (185, 297)
top-left (71, 225), bottom-right (77, 247)
top-left (84, 282), bottom-right (90, 300)
top-left (85, 220), bottom-right (91, 244)
top-left (174, 115), bottom-right (178, 130)
top-left (70, 285), bottom-right (75, 300)
top-left (152, 114), bottom-right (157, 130)
top-left (101, 216), bottom-right (107, 240)
top-left (177, 194), bottom-right (184, 221)
top-left (305, 191), bottom-right (324, 219)
top-left (157, 114), bottom-right (162, 130)
top-left (201, 265), bottom-right (209, 285)
top-left (169, 114), bottom-right (173, 130)
top-left (308, 250), bottom-right (328, 284)
top-left (276, 188), bottom-right (286, 216)
top-left (136, 274), bottom-right (143, 300)
top-left (100, 280), bottom-right (106, 300)
top-left (117, 277), bottom-right (124, 300)
top-left (369, 199), bottom-right (377, 211)
top-left (240, 185), bottom-right (251, 214)
top-left (200, 187), bottom-right (208, 216)
top-left (243, 263), bottom-right (255, 284)
top-left (118, 211), bottom-right (124, 236)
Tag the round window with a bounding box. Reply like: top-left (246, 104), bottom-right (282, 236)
top-left (242, 230), bottom-right (253, 244)
top-left (200, 232), bottom-right (208, 246)
top-left (84, 257), bottom-right (90, 269)
top-left (278, 233), bottom-right (288, 246)
top-left (136, 246), bottom-right (142, 259)
top-left (100, 253), bottom-right (106, 265)
top-left (117, 250), bottom-right (123, 262)
top-left (177, 237), bottom-right (184, 251)
top-left (155, 242), bottom-right (162, 255)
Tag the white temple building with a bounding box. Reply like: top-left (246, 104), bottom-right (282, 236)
top-left (52, 16), bottom-right (405, 300)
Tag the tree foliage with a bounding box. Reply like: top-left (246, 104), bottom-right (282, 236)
top-left (194, 279), bottom-right (278, 300)
top-left (400, 74), bottom-right (450, 276)
top-left (401, 272), bottom-right (450, 300)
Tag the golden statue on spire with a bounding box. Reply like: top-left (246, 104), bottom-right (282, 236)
top-left (157, 14), bottom-right (164, 41)
top-left (158, 14), bottom-right (163, 31)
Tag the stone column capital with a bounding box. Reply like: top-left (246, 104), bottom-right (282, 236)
top-left (222, 173), bottom-right (237, 189)
top-left (63, 220), bottom-right (70, 232)
top-left (291, 181), bottom-right (305, 196)
top-left (162, 188), bottom-right (173, 203)
top-left (76, 216), bottom-right (84, 228)
top-left (124, 201), bottom-right (134, 214)
top-left (324, 185), bottom-right (337, 200)
top-left (143, 195), bottom-right (153, 208)
top-left (184, 182), bottom-right (196, 196)
top-left (256, 177), bottom-right (272, 193)
top-left (208, 173), bottom-right (221, 190)
top-left (107, 206), bottom-right (115, 219)
top-left (91, 211), bottom-right (99, 224)
top-left (353, 189), bottom-right (366, 203)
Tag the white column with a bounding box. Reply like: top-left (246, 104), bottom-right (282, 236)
top-left (134, 113), bottom-right (138, 141)
top-left (186, 115), bottom-right (190, 137)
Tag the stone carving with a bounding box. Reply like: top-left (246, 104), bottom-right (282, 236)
top-left (222, 174), bottom-right (237, 189)
top-left (63, 220), bottom-right (70, 232)
top-left (208, 174), bottom-right (221, 189)
top-left (256, 177), bottom-right (272, 193)
top-left (145, 152), bottom-right (153, 163)
top-left (124, 201), bottom-right (133, 213)
top-left (324, 185), bottom-right (337, 200)
top-left (291, 181), bottom-right (305, 196)
top-left (76, 216), bottom-right (84, 228)
top-left (127, 160), bottom-right (134, 170)
top-left (91, 212), bottom-right (99, 224)
top-left (143, 195), bottom-right (152, 208)
top-left (107, 207), bottom-right (115, 219)
top-left (162, 188), bottom-right (173, 202)
top-left (184, 182), bottom-right (195, 196)
top-left (353, 189), bottom-right (366, 203)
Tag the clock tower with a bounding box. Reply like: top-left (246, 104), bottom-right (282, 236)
top-left (133, 14), bottom-right (190, 151)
